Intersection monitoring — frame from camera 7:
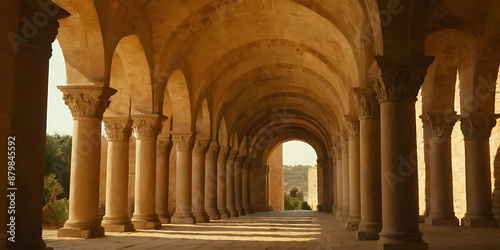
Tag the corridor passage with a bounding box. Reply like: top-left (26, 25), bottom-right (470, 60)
top-left (43, 211), bottom-right (500, 250)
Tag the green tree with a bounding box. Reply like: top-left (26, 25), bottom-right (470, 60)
top-left (45, 133), bottom-right (72, 197)
top-left (290, 187), bottom-right (298, 198)
top-left (42, 174), bottom-right (69, 226)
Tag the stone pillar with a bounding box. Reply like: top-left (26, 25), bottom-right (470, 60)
top-left (226, 151), bottom-right (239, 217)
top-left (372, 56), bottom-right (434, 250)
top-left (131, 114), bottom-right (164, 229)
top-left (171, 133), bottom-right (196, 224)
top-left (205, 141), bottom-right (221, 220)
top-left (9, 2), bottom-right (69, 247)
top-left (341, 132), bottom-right (350, 221)
top-left (354, 88), bottom-right (382, 240)
top-left (318, 159), bottom-right (331, 213)
top-left (335, 147), bottom-right (343, 219)
top-left (156, 135), bottom-right (173, 224)
top-left (346, 119), bottom-right (361, 230)
top-left (235, 155), bottom-right (246, 215)
top-left (101, 118), bottom-right (134, 232)
top-left (421, 113), bottom-right (459, 226)
top-left (461, 114), bottom-right (498, 227)
top-left (57, 86), bottom-right (116, 238)
top-left (243, 158), bottom-right (255, 214)
top-left (192, 139), bottom-right (210, 223)
top-left (217, 146), bottom-right (231, 218)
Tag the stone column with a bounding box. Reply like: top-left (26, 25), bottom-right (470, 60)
top-left (346, 119), bottom-right (361, 230)
top-left (57, 86), bottom-right (116, 238)
top-left (171, 133), bottom-right (196, 224)
top-left (226, 151), bottom-right (239, 217)
top-left (461, 114), bottom-right (498, 227)
top-left (9, 3), bottom-right (69, 247)
top-left (131, 114), bottom-right (164, 229)
top-left (372, 56), bottom-right (434, 249)
top-left (235, 155), bottom-right (246, 215)
top-left (192, 139), bottom-right (210, 222)
top-left (341, 132), bottom-right (350, 221)
top-left (101, 117), bottom-right (134, 232)
top-left (205, 141), bottom-right (221, 220)
top-left (217, 146), bottom-right (231, 218)
top-left (156, 135), bottom-right (173, 224)
top-left (334, 146), bottom-right (343, 219)
top-left (242, 158), bottom-right (255, 214)
top-left (421, 113), bottom-right (459, 226)
top-left (354, 88), bottom-right (382, 240)
top-left (330, 160), bottom-right (335, 213)
top-left (318, 159), bottom-right (331, 213)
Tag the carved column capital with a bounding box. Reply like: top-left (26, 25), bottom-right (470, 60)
top-left (218, 146), bottom-right (231, 161)
top-left (420, 112), bottom-right (459, 138)
top-left (345, 117), bottom-right (360, 139)
top-left (171, 134), bottom-right (195, 151)
top-left (157, 136), bottom-right (173, 155)
top-left (205, 141), bottom-right (220, 160)
top-left (333, 144), bottom-right (341, 160)
top-left (192, 140), bottom-right (210, 156)
top-left (244, 157), bottom-right (254, 169)
top-left (354, 88), bottom-right (380, 119)
top-left (131, 114), bottom-right (166, 140)
top-left (103, 117), bottom-right (132, 141)
top-left (17, 1), bottom-right (70, 51)
top-left (228, 151), bottom-right (238, 162)
top-left (372, 56), bottom-right (434, 102)
top-left (317, 159), bottom-right (329, 168)
top-left (58, 85), bottom-right (117, 119)
top-left (341, 132), bottom-right (349, 153)
top-left (460, 114), bottom-right (498, 140)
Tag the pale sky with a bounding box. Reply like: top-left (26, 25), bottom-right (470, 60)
top-left (47, 40), bottom-right (318, 166)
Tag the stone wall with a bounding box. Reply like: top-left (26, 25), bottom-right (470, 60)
top-left (269, 144), bottom-right (284, 210)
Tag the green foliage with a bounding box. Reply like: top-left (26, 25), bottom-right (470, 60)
top-left (290, 187), bottom-right (298, 198)
top-left (300, 201), bottom-right (311, 210)
top-left (42, 174), bottom-right (69, 226)
top-left (284, 194), bottom-right (302, 210)
top-left (45, 133), bottom-right (72, 198)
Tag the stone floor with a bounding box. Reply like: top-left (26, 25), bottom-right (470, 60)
top-left (43, 211), bottom-right (500, 250)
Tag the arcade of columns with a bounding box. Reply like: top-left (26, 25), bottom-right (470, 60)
top-left (2, 1), bottom-right (500, 250)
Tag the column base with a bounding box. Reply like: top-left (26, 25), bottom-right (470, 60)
top-left (131, 214), bottom-right (162, 229)
top-left (244, 208), bottom-right (254, 214)
top-left (219, 209), bottom-right (231, 219)
top-left (357, 222), bottom-right (381, 240)
top-left (425, 216), bottom-right (459, 226)
top-left (335, 206), bottom-right (343, 220)
top-left (341, 209), bottom-right (349, 222)
top-left (237, 208), bottom-right (246, 216)
top-left (158, 213), bottom-right (171, 224)
top-left (102, 222), bottom-right (135, 232)
top-left (462, 215), bottom-right (498, 228)
top-left (228, 208), bottom-right (239, 217)
top-left (57, 226), bottom-right (104, 239)
top-left (378, 231), bottom-right (427, 250)
top-left (171, 213), bottom-right (196, 224)
top-left (206, 209), bottom-right (221, 220)
top-left (193, 211), bottom-right (210, 223)
top-left (377, 241), bottom-right (428, 250)
top-left (346, 216), bottom-right (360, 231)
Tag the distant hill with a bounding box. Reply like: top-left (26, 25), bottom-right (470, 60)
top-left (283, 164), bottom-right (313, 199)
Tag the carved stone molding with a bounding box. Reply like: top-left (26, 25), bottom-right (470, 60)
top-left (354, 88), bottom-right (379, 119)
top-left (333, 144), bottom-right (341, 160)
top-left (132, 115), bottom-right (165, 140)
top-left (218, 146), bottom-right (231, 161)
top-left (192, 140), bottom-right (210, 156)
top-left (460, 114), bottom-right (497, 140)
top-left (103, 117), bottom-right (132, 141)
top-left (17, 1), bottom-right (70, 51)
top-left (420, 112), bottom-right (459, 138)
top-left (243, 157), bottom-right (254, 169)
top-left (372, 56), bottom-right (434, 102)
top-left (346, 118), bottom-right (360, 139)
top-left (172, 134), bottom-right (195, 151)
top-left (58, 86), bottom-right (117, 119)
top-left (157, 136), bottom-right (173, 155)
top-left (205, 141), bottom-right (220, 160)
top-left (341, 133), bottom-right (349, 153)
